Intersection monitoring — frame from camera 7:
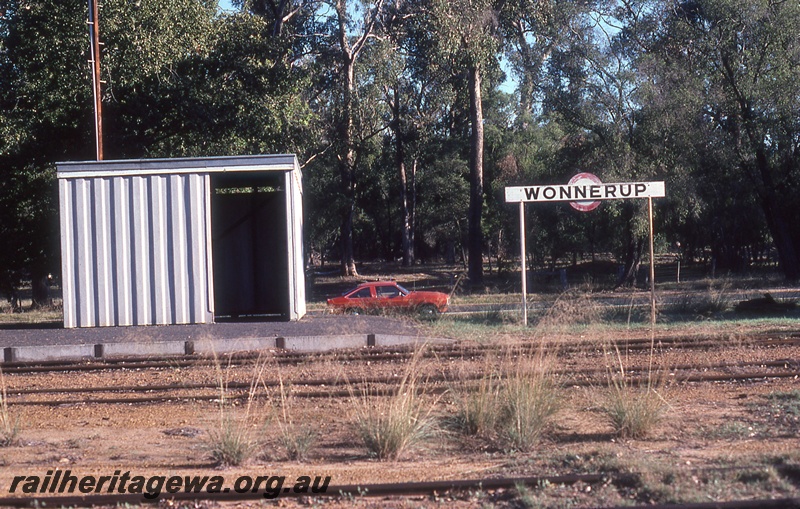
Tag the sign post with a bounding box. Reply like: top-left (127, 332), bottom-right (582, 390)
top-left (506, 175), bottom-right (666, 326)
top-left (519, 202), bottom-right (528, 326)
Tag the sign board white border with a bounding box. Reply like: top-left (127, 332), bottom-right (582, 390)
top-left (505, 181), bottom-right (665, 203)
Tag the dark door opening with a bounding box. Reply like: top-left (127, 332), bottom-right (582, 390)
top-left (211, 173), bottom-right (289, 320)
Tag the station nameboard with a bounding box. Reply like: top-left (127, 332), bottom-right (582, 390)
top-left (505, 181), bottom-right (665, 203)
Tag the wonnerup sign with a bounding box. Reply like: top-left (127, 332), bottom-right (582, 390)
top-left (504, 180), bottom-right (665, 203)
top-left (505, 173), bottom-right (666, 326)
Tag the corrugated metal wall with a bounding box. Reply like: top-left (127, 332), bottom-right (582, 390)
top-left (59, 173), bottom-right (214, 328)
top-left (285, 168), bottom-right (306, 319)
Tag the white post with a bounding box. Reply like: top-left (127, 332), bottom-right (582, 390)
top-left (648, 197), bottom-right (656, 326)
top-left (519, 202), bottom-right (528, 326)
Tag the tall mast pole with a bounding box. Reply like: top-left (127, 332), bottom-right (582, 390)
top-left (88, 0), bottom-right (103, 160)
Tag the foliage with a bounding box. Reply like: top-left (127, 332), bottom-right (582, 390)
top-left (637, 0), bottom-right (800, 278)
top-left (0, 0), bottom-right (90, 301)
top-left (3, 0), bottom-right (800, 294)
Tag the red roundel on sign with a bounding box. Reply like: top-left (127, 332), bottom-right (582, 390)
top-left (569, 172), bottom-right (602, 212)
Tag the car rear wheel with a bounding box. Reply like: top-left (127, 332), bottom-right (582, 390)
top-left (417, 304), bottom-right (440, 320)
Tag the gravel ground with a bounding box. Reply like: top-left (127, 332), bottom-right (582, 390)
top-left (0, 314), bottom-right (424, 348)
top-left (0, 333), bottom-right (798, 508)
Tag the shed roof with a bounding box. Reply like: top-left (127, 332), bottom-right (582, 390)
top-left (57, 154), bottom-right (298, 179)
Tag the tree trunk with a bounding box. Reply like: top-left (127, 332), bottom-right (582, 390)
top-left (31, 271), bottom-right (51, 309)
top-left (755, 150), bottom-right (800, 281)
top-left (616, 204), bottom-right (644, 288)
top-left (339, 56), bottom-right (359, 277)
top-left (617, 237), bottom-right (644, 288)
top-left (390, 87), bottom-right (414, 267)
top-left (410, 158), bottom-right (417, 264)
top-left (467, 64), bottom-right (484, 287)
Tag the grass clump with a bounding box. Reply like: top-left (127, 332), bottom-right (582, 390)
top-left (602, 341), bottom-right (667, 440)
top-left (278, 425), bottom-right (317, 462)
top-left (706, 421), bottom-right (756, 440)
top-left (604, 383), bottom-right (666, 440)
top-left (667, 280), bottom-right (732, 317)
top-left (0, 371), bottom-right (19, 446)
top-left (206, 410), bottom-right (260, 467)
top-left (499, 371), bottom-right (559, 451)
top-left (352, 350), bottom-right (437, 460)
top-left (455, 372), bottom-right (502, 436)
top-left (754, 390), bottom-right (800, 435)
top-left (536, 288), bottom-right (603, 331)
top-left (452, 348), bottom-right (559, 452)
top-left (205, 355), bottom-right (267, 467)
top-left (275, 378), bottom-right (317, 461)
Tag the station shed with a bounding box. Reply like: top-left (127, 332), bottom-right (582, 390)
top-left (57, 154), bottom-right (305, 328)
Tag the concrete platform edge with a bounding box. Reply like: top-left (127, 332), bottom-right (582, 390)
top-left (1, 334), bottom-right (454, 363)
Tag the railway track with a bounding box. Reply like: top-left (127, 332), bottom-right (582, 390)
top-left (1, 330), bottom-right (798, 375)
top-left (4, 356), bottom-right (798, 406)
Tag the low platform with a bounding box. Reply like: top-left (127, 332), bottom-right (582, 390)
top-left (0, 315), bottom-right (450, 363)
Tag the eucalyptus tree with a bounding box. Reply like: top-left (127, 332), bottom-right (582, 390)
top-left (0, 0), bottom-right (232, 306)
top-left (641, 0), bottom-right (800, 279)
top-left (0, 0), bottom-right (96, 306)
top-left (235, 0), bottom-right (316, 37)
top-left (426, 0), bottom-right (506, 286)
top-left (102, 7), bottom-right (313, 158)
top-left (373, 0), bottom-right (458, 266)
top-left (501, 0), bottom-right (593, 124)
top-left (532, 2), bottom-right (656, 284)
top-left (308, 0), bottom-right (390, 276)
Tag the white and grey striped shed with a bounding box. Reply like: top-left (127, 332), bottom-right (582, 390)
top-left (57, 155), bottom-right (306, 328)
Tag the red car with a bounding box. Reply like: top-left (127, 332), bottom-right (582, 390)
top-left (327, 281), bottom-right (449, 318)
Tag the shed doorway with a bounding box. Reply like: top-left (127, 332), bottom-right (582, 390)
top-left (211, 172), bottom-right (289, 320)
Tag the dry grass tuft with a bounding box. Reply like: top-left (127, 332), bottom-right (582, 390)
top-left (602, 342), bottom-right (668, 440)
top-left (604, 382), bottom-right (666, 440)
top-left (534, 287), bottom-right (605, 340)
top-left (452, 346), bottom-right (560, 452)
top-left (455, 371), bottom-right (502, 437)
top-left (497, 352), bottom-right (560, 451)
top-left (206, 411), bottom-right (261, 467)
top-left (0, 370), bottom-right (19, 446)
top-left (275, 378), bottom-right (317, 461)
top-left (351, 349), bottom-right (437, 460)
top-left (205, 354), bottom-right (268, 467)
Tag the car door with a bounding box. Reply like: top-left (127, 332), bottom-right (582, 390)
top-left (345, 286), bottom-right (376, 311)
top-left (375, 284), bottom-right (407, 312)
